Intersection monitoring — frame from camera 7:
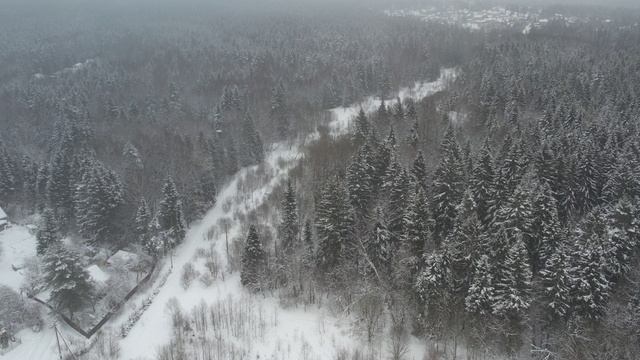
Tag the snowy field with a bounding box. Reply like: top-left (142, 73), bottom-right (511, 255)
top-left (1, 68), bottom-right (456, 360)
top-left (0, 225), bottom-right (36, 292)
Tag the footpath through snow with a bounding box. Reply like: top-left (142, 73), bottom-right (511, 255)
top-left (118, 67), bottom-right (457, 360)
top-left (1, 68), bottom-right (456, 360)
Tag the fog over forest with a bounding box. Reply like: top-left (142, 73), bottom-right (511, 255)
top-left (0, 0), bottom-right (639, 359)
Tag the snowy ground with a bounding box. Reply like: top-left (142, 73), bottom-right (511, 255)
top-left (0, 225), bottom-right (36, 292)
top-left (1, 68), bottom-right (456, 360)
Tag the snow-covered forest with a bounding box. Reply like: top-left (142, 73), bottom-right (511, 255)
top-left (1, 0), bottom-right (640, 359)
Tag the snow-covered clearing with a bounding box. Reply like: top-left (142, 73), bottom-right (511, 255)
top-left (1, 68), bottom-right (456, 360)
top-left (0, 224), bottom-right (36, 292)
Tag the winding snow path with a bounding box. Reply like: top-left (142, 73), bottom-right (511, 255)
top-left (2, 68), bottom-right (456, 360)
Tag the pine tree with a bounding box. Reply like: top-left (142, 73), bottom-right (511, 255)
top-left (35, 163), bottom-right (49, 211)
top-left (571, 245), bottom-right (610, 320)
top-left (279, 181), bottom-right (298, 255)
top-left (47, 136), bottom-right (74, 228)
top-left (576, 147), bottom-right (602, 213)
top-left (346, 143), bottom-right (375, 216)
top-left (383, 160), bottom-right (409, 240)
top-left (0, 142), bottom-right (17, 202)
top-left (43, 246), bottom-right (94, 319)
top-left (239, 114), bottom-right (264, 166)
top-left (158, 177), bottom-right (186, 245)
top-left (602, 197), bottom-right (638, 278)
top-left (372, 140), bottom-right (392, 190)
top-left (535, 142), bottom-right (559, 190)
top-left (465, 254), bottom-right (496, 316)
top-left (301, 221), bottom-right (314, 271)
top-left (241, 225), bottom-right (266, 290)
top-left (411, 150), bottom-right (427, 191)
top-left (135, 198), bottom-right (152, 251)
top-left (415, 250), bottom-right (454, 327)
top-left (495, 178), bottom-right (535, 267)
top-left (407, 120), bottom-right (420, 149)
top-left (270, 82), bottom-right (289, 139)
top-left (405, 99), bottom-right (417, 121)
top-left (353, 108), bottom-right (370, 145)
top-left (539, 247), bottom-right (572, 321)
top-left (493, 238), bottom-right (532, 321)
top-left (393, 97), bottom-right (404, 123)
top-left (471, 140), bottom-right (496, 227)
top-left (365, 211), bottom-right (394, 277)
top-left (431, 126), bottom-right (464, 246)
top-left (377, 99), bottom-right (387, 122)
top-left (531, 182), bottom-right (561, 273)
top-left (315, 178), bottom-right (353, 274)
top-left (75, 161), bottom-right (124, 243)
top-left (602, 147), bottom-right (640, 203)
top-left (37, 208), bottom-right (59, 256)
top-left (494, 138), bottom-right (528, 203)
top-left (193, 170), bottom-right (217, 217)
top-left (402, 185), bottom-right (431, 259)
top-left (446, 189), bottom-right (484, 291)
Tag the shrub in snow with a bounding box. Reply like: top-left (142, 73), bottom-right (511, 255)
top-left (194, 247), bottom-right (207, 259)
top-left (92, 331), bottom-right (120, 360)
top-left (120, 270), bottom-right (171, 338)
top-left (199, 272), bottom-right (214, 287)
top-left (0, 286), bottom-right (41, 333)
top-left (20, 256), bottom-right (44, 297)
top-left (180, 263), bottom-right (198, 290)
top-left (204, 249), bottom-right (220, 279)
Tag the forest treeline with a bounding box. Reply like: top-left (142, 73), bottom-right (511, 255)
top-left (0, 4), bottom-right (467, 247)
top-left (1, 1), bottom-right (640, 359)
top-left (239, 14), bottom-right (640, 360)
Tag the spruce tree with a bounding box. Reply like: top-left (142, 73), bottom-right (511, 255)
top-left (392, 97), bottom-right (404, 123)
top-left (402, 185), bottom-right (431, 261)
top-left (315, 178), bottom-right (353, 275)
top-left (493, 238), bottom-right (532, 323)
top-left (465, 254), bottom-right (496, 316)
top-left (446, 189), bottom-right (483, 290)
top-left (37, 208), bottom-right (59, 256)
top-left (353, 108), bottom-right (370, 145)
top-left (158, 177), bottom-right (186, 245)
top-left (75, 162), bottom-right (124, 243)
top-left (47, 137), bottom-right (74, 228)
top-left (241, 225), bottom-right (266, 290)
top-left (411, 150), bottom-right (427, 191)
top-left (531, 182), bottom-right (561, 273)
top-left (270, 82), bottom-right (289, 139)
top-left (240, 114), bottom-right (264, 166)
top-left (279, 181), bottom-right (298, 255)
top-left (301, 220), bottom-right (314, 271)
top-left (193, 170), bottom-right (217, 217)
top-left (407, 120), bottom-right (420, 149)
top-left (346, 143), bottom-right (375, 216)
top-left (431, 126), bottom-right (464, 246)
top-left (383, 160), bottom-right (409, 240)
top-left (571, 245), bottom-right (610, 320)
top-left (135, 198), bottom-right (152, 250)
top-left (365, 211), bottom-right (394, 277)
top-left (471, 140), bottom-right (496, 227)
top-left (539, 247), bottom-right (572, 321)
top-left (43, 246), bottom-right (94, 319)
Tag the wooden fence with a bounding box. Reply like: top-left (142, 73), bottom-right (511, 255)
top-left (29, 261), bottom-right (157, 339)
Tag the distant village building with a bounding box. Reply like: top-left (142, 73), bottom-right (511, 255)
top-left (0, 206), bottom-right (8, 231)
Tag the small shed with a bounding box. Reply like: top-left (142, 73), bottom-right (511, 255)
top-left (0, 206), bottom-right (7, 230)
